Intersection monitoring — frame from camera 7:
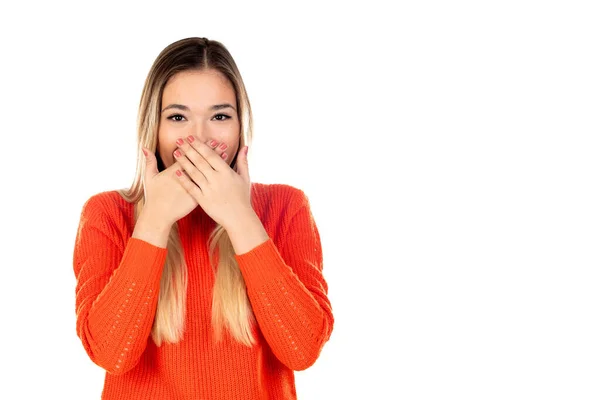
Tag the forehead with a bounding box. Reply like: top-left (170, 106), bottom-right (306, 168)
top-left (162, 69), bottom-right (236, 107)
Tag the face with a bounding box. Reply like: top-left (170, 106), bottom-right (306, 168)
top-left (157, 69), bottom-right (240, 170)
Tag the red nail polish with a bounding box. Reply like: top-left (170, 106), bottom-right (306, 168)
top-left (176, 170), bottom-right (182, 177)
top-left (176, 138), bottom-right (184, 145)
top-left (187, 135), bottom-right (194, 142)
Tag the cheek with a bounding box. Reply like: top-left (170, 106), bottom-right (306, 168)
top-left (157, 143), bottom-right (178, 168)
top-left (157, 130), bottom-right (180, 162)
top-left (222, 132), bottom-right (240, 152)
top-left (225, 144), bottom-right (240, 163)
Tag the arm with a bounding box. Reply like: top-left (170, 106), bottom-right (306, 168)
top-left (73, 195), bottom-right (169, 375)
top-left (229, 189), bottom-right (334, 371)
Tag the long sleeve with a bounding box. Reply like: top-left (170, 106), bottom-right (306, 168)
top-left (234, 189), bottom-right (334, 371)
top-left (72, 195), bottom-right (168, 375)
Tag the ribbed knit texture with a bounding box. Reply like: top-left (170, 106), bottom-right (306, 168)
top-left (72, 183), bottom-right (334, 399)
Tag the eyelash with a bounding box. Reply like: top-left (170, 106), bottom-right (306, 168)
top-left (166, 113), bottom-right (231, 122)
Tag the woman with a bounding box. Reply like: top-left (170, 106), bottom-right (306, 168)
top-left (72, 37), bottom-right (334, 399)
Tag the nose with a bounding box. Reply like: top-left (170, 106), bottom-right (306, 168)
top-left (191, 123), bottom-right (212, 144)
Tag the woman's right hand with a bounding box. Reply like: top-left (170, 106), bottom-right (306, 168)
top-left (140, 147), bottom-right (199, 227)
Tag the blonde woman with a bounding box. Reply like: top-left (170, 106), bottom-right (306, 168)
top-left (72, 37), bottom-right (334, 399)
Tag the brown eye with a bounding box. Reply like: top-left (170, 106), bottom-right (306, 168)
top-left (213, 114), bottom-right (231, 121)
top-left (167, 114), bottom-right (186, 122)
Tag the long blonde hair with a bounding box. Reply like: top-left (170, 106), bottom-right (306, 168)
top-left (117, 37), bottom-right (257, 347)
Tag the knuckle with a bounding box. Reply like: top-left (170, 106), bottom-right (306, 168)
top-left (186, 168), bottom-right (197, 180)
top-left (182, 178), bottom-right (192, 189)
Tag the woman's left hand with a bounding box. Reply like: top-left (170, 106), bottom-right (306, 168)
top-left (173, 135), bottom-right (252, 228)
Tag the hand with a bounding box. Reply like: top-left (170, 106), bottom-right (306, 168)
top-left (172, 135), bottom-right (252, 229)
top-left (140, 146), bottom-right (198, 227)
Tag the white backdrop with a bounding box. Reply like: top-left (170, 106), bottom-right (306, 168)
top-left (1, 1), bottom-right (599, 399)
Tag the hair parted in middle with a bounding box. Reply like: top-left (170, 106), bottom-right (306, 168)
top-left (118, 37), bottom-right (257, 347)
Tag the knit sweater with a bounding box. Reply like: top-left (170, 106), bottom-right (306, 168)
top-left (72, 183), bottom-right (334, 399)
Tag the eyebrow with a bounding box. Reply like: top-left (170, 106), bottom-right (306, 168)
top-left (161, 103), bottom-right (236, 113)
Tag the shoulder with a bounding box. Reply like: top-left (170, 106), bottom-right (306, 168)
top-left (250, 182), bottom-right (311, 215)
top-left (250, 183), bottom-right (321, 250)
top-left (249, 182), bottom-right (317, 241)
top-left (79, 189), bottom-right (131, 217)
top-left (76, 189), bottom-right (135, 240)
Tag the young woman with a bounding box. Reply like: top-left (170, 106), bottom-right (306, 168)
top-left (72, 37), bottom-right (334, 399)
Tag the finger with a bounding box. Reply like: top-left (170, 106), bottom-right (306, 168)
top-left (212, 141), bottom-right (236, 170)
top-left (142, 147), bottom-right (159, 181)
top-left (206, 139), bottom-right (227, 156)
top-left (235, 145), bottom-right (250, 183)
top-left (174, 137), bottom-right (215, 181)
top-left (161, 158), bottom-right (189, 181)
top-left (174, 165), bottom-right (204, 200)
top-left (184, 136), bottom-right (229, 172)
top-left (173, 148), bottom-right (209, 188)
top-left (203, 138), bottom-right (231, 166)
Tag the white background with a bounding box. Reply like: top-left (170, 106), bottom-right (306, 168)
top-left (0, 1), bottom-right (598, 399)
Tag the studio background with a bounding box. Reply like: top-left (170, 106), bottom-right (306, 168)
top-left (0, 1), bottom-right (598, 399)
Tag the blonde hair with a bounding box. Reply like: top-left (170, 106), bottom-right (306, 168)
top-left (117, 37), bottom-right (257, 347)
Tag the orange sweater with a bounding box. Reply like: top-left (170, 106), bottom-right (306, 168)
top-left (72, 183), bottom-right (334, 399)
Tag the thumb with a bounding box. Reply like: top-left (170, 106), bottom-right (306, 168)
top-left (234, 146), bottom-right (250, 181)
top-left (142, 147), bottom-right (159, 181)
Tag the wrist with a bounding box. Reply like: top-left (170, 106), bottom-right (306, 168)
top-left (139, 207), bottom-right (173, 230)
top-left (132, 207), bottom-right (173, 248)
top-left (225, 210), bottom-right (270, 255)
top-left (223, 207), bottom-right (257, 231)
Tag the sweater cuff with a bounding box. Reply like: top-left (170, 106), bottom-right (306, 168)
top-left (234, 238), bottom-right (289, 286)
top-left (117, 237), bottom-right (168, 284)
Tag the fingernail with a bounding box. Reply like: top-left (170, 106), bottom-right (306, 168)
top-left (142, 148), bottom-right (148, 157)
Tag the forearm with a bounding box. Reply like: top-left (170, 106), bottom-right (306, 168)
top-left (234, 238), bottom-right (334, 371)
top-left (225, 210), bottom-right (270, 255)
top-left (132, 208), bottom-right (173, 248)
top-left (74, 196), bottom-right (169, 375)
top-left (77, 237), bottom-right (167, 374)
top-left (230, 196), bottom-right (334, 370)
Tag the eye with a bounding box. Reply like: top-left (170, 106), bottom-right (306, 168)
top-left (167, 114), bottom-right (186, 122)
top-left (213, 113), bottom-right (231, 121)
